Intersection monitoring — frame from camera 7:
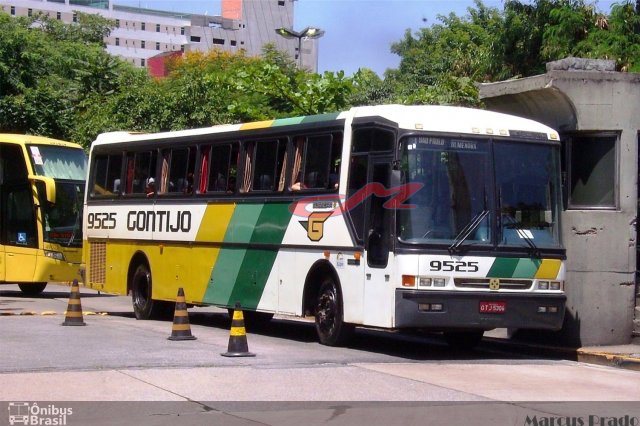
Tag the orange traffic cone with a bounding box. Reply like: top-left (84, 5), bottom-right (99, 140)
top-left (168, 288), bottom-right (196, 341)
top-left (61, 280), bottom-right (86, 326)
top-left (221, 303), bottom-right (255, 357)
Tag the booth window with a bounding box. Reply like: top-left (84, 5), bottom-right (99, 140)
top-left (565, 132), bottom-right (618, 209)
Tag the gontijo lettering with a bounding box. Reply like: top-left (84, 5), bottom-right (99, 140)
top-left (127, 210), bottom-right (191, 232)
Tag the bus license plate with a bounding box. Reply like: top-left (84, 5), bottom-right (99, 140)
top-left (480, 301), bottom-right (506, 314)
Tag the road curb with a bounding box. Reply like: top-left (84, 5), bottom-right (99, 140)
top-left (483, 337), bottom-right (640, 372)
top-left (576, 349), bottom-right (640, 372)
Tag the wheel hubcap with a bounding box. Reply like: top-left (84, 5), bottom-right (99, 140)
top-left (317, 287), bottom-right (337, 334)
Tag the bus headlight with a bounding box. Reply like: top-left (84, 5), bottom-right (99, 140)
top-left (433, 278), bottom-right (446, 287)
top-left (419, 277), bottom-right (432, 287)
top-left (550, 281), bottom-right (562, 291)
top-left (537, 280), bottom-right (549, 290)
top-left (44, 250), bottom-right (65, 261)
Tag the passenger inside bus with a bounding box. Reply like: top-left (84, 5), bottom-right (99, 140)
top-left (145, 177), bottom-right (155, 197)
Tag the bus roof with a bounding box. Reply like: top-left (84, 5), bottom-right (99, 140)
top-left (93, 105), bottom-right (559, 146)
top-left (0, 133), bottom-right (83, 149)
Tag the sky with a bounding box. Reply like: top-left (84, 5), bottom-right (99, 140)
top-left (115, 0), bottom-right (619, 76)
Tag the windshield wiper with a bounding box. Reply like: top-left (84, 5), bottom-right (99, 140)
top-left (448, 209), bottom-right (490, 254)
top-left (502, 214), bottom-right (539, 257)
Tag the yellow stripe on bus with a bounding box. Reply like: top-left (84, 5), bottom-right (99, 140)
top-left (534, 259), bottom-right (562, 279)
top-left (240, 120), bottom-right (275, 130)
top-left (169, 203), bottom-right (236, 303)
top-left (195, 204), bottom-right (236, 242)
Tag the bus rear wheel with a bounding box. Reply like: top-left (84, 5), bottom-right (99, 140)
top-left (314, 277), bottom-right (353, 346)
top-left (131, 264), bottom-right (167, 320)
top-left (18, 282), bottom-right (47, 296)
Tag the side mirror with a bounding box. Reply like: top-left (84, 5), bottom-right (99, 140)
top-left (29, 175), bottom-right (56, 204)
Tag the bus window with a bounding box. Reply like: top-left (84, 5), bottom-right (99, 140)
top-left (0, 145), bottom-right (28, 184)
top-left (352, 128), bottom-right (394, 153)
top-left (290, 133), bottom-right (342, 191)
top-left (206, 145), bottom-right (230, 193)
top-left (302, 135), bottom-right (331, 189)
top-left (3, 184), bottom-right (37, 248)
top-left (161, 147), bottom-right (195, 194)
top-left (347, 154), bottom-right (368, 242)
top-left (92, 154), bottom-right (122, 196)
top-left (239, 139), bottom-right (285, 193)
top-left (125, 151), bottom-right (157, 195)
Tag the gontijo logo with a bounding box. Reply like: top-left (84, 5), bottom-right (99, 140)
top-left (290, 182), bottom-right (424, 242)
top-left (8, 402), bottom-right (72, 425)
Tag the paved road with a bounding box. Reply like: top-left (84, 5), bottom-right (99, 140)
top-left (1, 283), bottom-right (639, 425)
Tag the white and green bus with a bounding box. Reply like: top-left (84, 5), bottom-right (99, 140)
top-left (84, 105), bottom-right (566, 347)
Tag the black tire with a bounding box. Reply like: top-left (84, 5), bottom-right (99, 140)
top-left (131, 263), bottom-right (167, 320)
top-left (314, 277), bottom-right (353, 346)
top-left (18, 282), bottom-right (47, 296)
top-left (443, 330), bottom-right (484, 350)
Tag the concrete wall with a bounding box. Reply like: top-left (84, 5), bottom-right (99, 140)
top-left (480, 61), bottom-right (640, 346)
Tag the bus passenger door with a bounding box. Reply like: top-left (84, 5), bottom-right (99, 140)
top-left (363, 158), bottom-right (394, 327)
top-left (1, 183), bottom-right (38, 282)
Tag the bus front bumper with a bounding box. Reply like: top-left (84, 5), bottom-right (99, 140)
top-left (395, 290), bottom-right (566, 331)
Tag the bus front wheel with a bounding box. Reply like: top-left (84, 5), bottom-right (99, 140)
top-left (18, 282), bottom-right (47, 296)
top-left (314, 277), bottom-right (353, 346)
top-left (131, 264), bottom-right (166, 320)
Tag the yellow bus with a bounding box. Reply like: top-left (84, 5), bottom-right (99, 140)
top-left (84, 105), bottom-right (566, 348)
top-left (0, 134), bottom-right (86, 295)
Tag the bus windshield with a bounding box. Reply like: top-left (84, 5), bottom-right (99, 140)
top-left (397, 135), bottom-right (562, 250)
top-left (41, 181), bottom-right (85, 247)
top-left (494, 140), bottom-right (562, 249)
top-left (27, 144), bottom-right (86, 180)
top-left (27, 144), bottom-right (86, 247)
top-left (398, 136), bottom-right (492, 246)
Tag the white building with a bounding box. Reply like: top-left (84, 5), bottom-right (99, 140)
top-left (0, 0), bottom-right (320, 72)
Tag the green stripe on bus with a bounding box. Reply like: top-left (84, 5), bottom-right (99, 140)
top-left (224, 203), bottom-right (263, 243)
top-left (203, 203), bottom-right (293, 308)
top-left (203, 247), bottom-right (247, 305)
top-left (227, 203), bottom-right (293, 309)
top-left (300, 112), bottom-right (341, 124)
top-left (486, 258), bottom-right (519, 278)
top-left (272, 117), bottom-right (305, 127)
top-left (512, 258), bottom-right (542, 278)
top-left (203, 204), bottom-right (263, 304)
top-left (487, 257), bottom-right (543, 278)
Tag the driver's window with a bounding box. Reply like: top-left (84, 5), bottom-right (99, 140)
top-left (367, 162), bottom-right (391, 268)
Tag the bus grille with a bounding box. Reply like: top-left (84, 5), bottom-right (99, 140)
top-left (89, 241), bottom-right (106, 286)
top-left (453, 278), bottom-right (532, 290)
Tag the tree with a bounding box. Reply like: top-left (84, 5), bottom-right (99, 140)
top-left (0, 11), bottom-right (135, 143)
top-left (387, 0), bottom-right (640, 103)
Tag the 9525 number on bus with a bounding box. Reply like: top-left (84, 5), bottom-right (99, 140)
top-left (87, 212), bottom-right (116, 229)
top-left (429, 260), bottom-right (479, 273)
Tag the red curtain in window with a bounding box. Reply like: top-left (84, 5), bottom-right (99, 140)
top-left (126, 157), bottom-right (135, 193)
top-left (199, 147), bottom-right (210, 193)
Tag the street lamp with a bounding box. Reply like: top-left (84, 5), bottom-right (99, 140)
top-left (274, 26), bottom-right (325, 69)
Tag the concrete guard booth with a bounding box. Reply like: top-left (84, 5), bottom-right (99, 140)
top-left (479, 57), bottom-right (640, 346)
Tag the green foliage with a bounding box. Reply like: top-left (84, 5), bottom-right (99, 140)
top-left (388, 0), bottom-right (640, 98)
top-left (0, 11), bottom-right (134, 145)
top-left (2, 0), bottom-right (639, 148)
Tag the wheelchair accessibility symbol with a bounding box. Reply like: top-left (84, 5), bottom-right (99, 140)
top-left (17, 232), bottom-right (27, 245)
